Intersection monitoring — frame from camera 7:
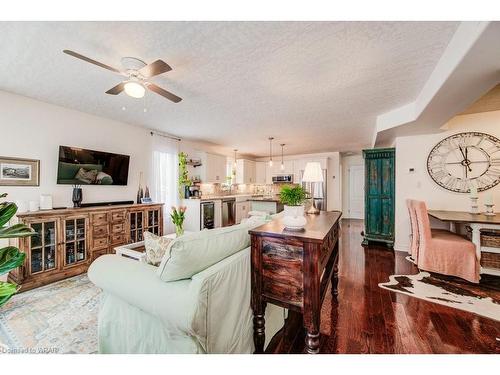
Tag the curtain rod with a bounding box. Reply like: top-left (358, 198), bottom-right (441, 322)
top-left (150, 130), bottom-right (181, 142)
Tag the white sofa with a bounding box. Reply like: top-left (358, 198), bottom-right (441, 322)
top-left (88, 219), bottom-right (284, 354)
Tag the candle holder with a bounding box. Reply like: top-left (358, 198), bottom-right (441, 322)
top-left (484, 203), bottom-right (495, 216)
top-left (470, 197), bottom-right (479, 214)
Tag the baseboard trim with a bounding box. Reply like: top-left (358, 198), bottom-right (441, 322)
top-left (394, 242), bottom-right (409, 253)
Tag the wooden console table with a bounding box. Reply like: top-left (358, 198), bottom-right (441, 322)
top-left (249, 211), bottom-right (342, 354)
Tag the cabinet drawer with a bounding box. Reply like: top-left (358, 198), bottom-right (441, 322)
top-left (111, 210), bottom-right (126, 222)
top-left (93, 224), bottom-right (109, 238)
top-left (111, 223), bottom-right (125, 234)
top-left (111, 233), bottom-right (126, 245)
top-left (91, 212), bottom-right (108, 225)
top-left (261, 237), bottom-right (304, 290)
top-left (92, 237), bottom-right (108, 249)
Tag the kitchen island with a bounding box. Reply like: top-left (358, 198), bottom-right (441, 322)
top-left (248, 197), bottom-right (284, 215)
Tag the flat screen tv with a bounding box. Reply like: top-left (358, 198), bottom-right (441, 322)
top-left (57, 146), bottom-right (130, 185)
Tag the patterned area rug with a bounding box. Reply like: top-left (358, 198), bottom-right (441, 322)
top-left (379, 272), bottom-right (500, 322)
top-left (0, 274), bottom-right (100, 354)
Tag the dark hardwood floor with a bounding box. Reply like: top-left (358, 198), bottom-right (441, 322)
top-left (268, 219), bottom-right (500, 354)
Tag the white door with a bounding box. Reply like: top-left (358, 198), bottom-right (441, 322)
top-left (348, 165), bottom-right (364, 219)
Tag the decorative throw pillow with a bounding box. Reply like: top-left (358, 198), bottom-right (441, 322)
top-left (144, 231), bottom-right (173, 266)
top-left (74, 168), bottom-right (98, 184)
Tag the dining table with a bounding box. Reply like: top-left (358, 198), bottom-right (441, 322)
top-left (427, 210), bottom-right (500, 276)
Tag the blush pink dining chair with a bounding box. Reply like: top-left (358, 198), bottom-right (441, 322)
top-left (413, 200), bottom-right (480, 284)
top-left (406, 199), bottom-right (419, 262)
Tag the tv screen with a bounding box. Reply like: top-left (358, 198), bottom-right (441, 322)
top-left (57, 146), bottom-right (130, 185)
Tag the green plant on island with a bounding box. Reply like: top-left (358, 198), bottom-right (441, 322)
top-left (178, 152), bottom-right (192, 199)
top-left (279, 185), bottom-right (309, 206)
top-left (0, 193), bottom-right (35, 307)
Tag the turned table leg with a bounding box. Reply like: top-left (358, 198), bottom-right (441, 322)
top-left (252, 303), bottom-right (266, 353)
top-left (305, 330), bottom-right (320, 354)
top-left (332, 263), bottom-right (339, 298)
top-left (332, 246), bottom-right (339, 298)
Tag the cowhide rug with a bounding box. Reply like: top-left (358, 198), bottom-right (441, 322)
top-left (379, 272), bottom-right (500, 322)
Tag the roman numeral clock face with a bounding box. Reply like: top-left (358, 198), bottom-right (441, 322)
top-left (427, 132), bottom-right (500, 193)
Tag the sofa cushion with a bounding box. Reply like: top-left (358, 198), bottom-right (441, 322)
top-left (157, 219), bottom-right (266, 282)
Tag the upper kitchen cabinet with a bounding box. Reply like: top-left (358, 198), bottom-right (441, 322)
top-left (196, 152), bottom-right (227, 183)
top-left (255, 161), bottom-right (267, 184)
top-left (235, 159), bottom-right (256, 184)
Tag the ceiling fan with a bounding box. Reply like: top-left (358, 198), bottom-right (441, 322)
top-left (63, 50), bottom-right (182, 103)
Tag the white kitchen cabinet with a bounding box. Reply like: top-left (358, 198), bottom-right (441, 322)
top-left (235, 159), bottom-right (256, 184)
top-left (203, 153), bottom-right (227, 183)
top-left (281, 160), bottom-right (294, 175)
top-left (214, 199), bottom-right (222, 228)
top-left (255, 161), bottom-right (267, 184)
top-left (235, 201), bottom-right (250, 224)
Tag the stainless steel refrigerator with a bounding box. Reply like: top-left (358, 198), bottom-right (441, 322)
top-left (300, 169), bottom-right (327, 211)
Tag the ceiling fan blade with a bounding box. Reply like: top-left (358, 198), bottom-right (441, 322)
top-left (105, 82), bottom-right (125, 95)
top-left (63, 50), bottom-right (121, 74)
top-left (146, 83), bottom-right (182, 103)
top-left (139, 59), bottom-right (172, 78)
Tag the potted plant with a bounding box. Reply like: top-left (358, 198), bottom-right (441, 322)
top-left (279, 185), bottom-right (308, 230)
top-left (178, 152), bottom-right (192, 199)
top-left (170, 206), bottom-right (187, 237)
top-left (0, 193), bottom-right (35, 307)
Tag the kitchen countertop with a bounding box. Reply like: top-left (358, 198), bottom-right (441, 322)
top-left (247, 197), bottom-right (281, 203)
top-left (184, 194), bottom-right (263, 201)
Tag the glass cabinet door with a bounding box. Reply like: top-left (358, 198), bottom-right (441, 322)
top-left (129, 211), bottom-right (144, 243)
top-left (146, 209), bottom-right (160, 235)
top-left (29, 221), bottom-right (57, 274)
top-left (64, 217), bottom-right (87, 266)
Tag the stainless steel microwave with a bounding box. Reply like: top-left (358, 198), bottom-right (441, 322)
top-left (272, 175), bottom-right (293, 183)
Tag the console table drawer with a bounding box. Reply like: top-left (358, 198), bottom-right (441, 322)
top-left (91, 212), bottom-right (108, 225)
top-left (111, 222), bottom-right (125, 234)
top-left (111, 233), bottom-right (126, 245)
top-left (111, 210), bottom-right (126, 222)
top-left (93, 224), bottom-right (109, 237)
top-left (93, 237), bottom-right (108, 249)
top-left (261, 237), bottom-right (303, 289)
top-left (262, 277), bottom-right (303, 308)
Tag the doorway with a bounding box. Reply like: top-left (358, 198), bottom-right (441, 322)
top-left (348, 165), bottom-right (364, 219)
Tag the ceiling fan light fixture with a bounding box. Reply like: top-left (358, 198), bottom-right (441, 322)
top-left (124, 80), bottom-right (145, 98)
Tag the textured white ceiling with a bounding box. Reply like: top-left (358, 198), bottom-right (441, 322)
top-left (0, 21), bottom-right (458, 156)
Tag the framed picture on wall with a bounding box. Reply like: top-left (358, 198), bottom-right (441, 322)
top-left (0, 156), bottom-right (40, 186)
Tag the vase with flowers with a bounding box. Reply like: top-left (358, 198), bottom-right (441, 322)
top-left (170, 206), bottom-right (187, 237)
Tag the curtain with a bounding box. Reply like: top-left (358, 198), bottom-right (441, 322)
top-left (151, 134), bottom-right (179, 234)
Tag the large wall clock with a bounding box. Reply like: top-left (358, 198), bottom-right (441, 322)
top-left (427, 132), bottom-right (500, 193)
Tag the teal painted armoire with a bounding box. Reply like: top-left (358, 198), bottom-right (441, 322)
top-left (362, 148), bottom-right (395, 248)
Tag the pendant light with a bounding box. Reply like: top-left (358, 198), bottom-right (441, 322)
top-left (233, 149), bottom-right (238, 167)
top-left (280, 144), bottom-right (285, 171)
top-left (268, 137), bottom-right (274, 167)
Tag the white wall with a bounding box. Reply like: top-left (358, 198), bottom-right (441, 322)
top-left (341, 154), bottom-right (365, 218)
top-left (394, 110), bottom-right (500, 251)
top-left (0, 90), bottom-right (153, 208)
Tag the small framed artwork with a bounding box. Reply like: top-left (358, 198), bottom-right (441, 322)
top-left (0, 157), bottom-right (40, 186)
top-left (141, 197), bottom-right (153, 204)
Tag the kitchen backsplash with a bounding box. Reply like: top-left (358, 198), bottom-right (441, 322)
top-left (199, 183), bottom-right (289, 197)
